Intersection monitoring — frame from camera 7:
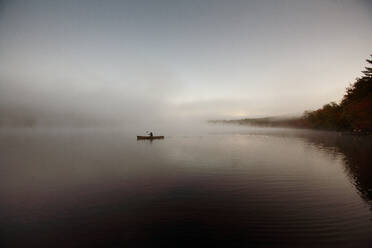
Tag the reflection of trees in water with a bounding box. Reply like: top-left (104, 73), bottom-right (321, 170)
top-left (301, 131), bottom-right (372, 208)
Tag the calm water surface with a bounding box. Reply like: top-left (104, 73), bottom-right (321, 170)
top-left (1, 126), bottom-right (371, 247)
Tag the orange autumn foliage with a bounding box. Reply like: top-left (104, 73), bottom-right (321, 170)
top-left (303, 55), bottom-right (372, 132)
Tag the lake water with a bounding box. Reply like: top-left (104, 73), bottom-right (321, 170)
top-left (1, 125), bottom-right (372, 247)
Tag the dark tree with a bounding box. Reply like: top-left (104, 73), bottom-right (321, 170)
top-left (362, 54), bottom-right (372, 78)
top-left (303, 54), bottom-right (372, 132)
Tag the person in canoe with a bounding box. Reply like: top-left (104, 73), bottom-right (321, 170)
top-left (137, 132), bottom-right (164, 140)
top-left (146, 131), bottom-right (153, 137)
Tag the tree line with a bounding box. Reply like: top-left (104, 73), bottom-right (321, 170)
top-left (210, 54), bottom-right (372, 133)
top-left (302, 55), bottom-right (372, 132)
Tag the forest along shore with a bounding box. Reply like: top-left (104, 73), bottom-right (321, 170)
top-left (210, 55), bottom-right (372, 134)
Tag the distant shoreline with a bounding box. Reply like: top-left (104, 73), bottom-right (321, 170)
top-left (210, 55), bottom-right (371, 135)
top-left (208, 117), bottom-right (371, 136)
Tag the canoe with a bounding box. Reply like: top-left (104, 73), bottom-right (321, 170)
top-left (137, 136), bottom-right (164, 140)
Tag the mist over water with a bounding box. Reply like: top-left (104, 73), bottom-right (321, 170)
top-left (1, 1), bottom-right (372, 247)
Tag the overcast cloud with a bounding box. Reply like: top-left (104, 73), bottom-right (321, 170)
top-left (0, 0), bottom-right (371, 124)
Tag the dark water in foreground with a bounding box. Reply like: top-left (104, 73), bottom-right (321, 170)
top-left (1, 126), bottom-right (372, 247)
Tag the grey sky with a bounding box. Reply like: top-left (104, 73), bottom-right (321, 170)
top-left (0, 0), bottom-right (371, 122)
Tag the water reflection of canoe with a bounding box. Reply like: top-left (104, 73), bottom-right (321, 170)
top-left (137, 136), bottom-right (164, 140)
